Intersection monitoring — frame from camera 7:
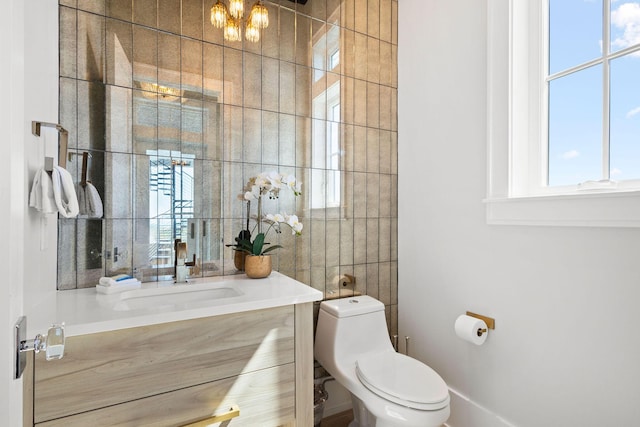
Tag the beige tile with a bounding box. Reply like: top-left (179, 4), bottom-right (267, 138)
top-left (354, 0), bottom-right (368, 34)
top-left (262, 111), bottom-right (279, 165)
top-left (158, 32), bottom-right (181, 88)
top-left (181, 38), bottom-right (202, 95)
top-left (158, 0), bottom-right (180, 34)
top-left (354, 32), bottom-right (368, 81)
top-left (297, 14), bottom-right (312, 66)
top-left (262, 57), bottom-right (280, 112)
top-left (366, 128), bottom-right (380, 173)
top-left (367, 36), bottom-right (380, 83)
top-left (280, 61), bottom-right (296, 115)
top-left (243, 107), bottom-right (262, 163)
top-left (280, 8), bottom-right (296, 62)
top-left (380, 0), bottom-right (392, 42)
top-left (223, 47), bottom-right (243, 105)
top-left (368, 0), bottom-right (380, 38)
top-left (366, 82), bottom-right (380, 128)
top-left (366, 261), bottom-right (379, 298)
top-left (78, 11), bottom-right (105, 82)
top-left (60, 7), bottom-right (77, 79)
top-left (279, 113), bottom-right (296, 166)
top-left (243, 52), bottom-right (262, 109)
top-left (181, 0), bottom-right (203, 39)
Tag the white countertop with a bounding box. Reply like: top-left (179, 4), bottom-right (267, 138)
top-left (27, 272), bottom-right (323, 337)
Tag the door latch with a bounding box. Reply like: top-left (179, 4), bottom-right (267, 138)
top-left (14, 316), bottom-right (65, 379)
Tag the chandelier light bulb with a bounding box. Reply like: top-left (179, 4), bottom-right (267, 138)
top-left (211, 0), bottom-right (263, 43)
top-left (210, 1), bottom-right (227, 28)
top-left (224, 17), bottom-right (242, 42)
top-left (229, 0), bottom-right (244, 19)
top-left (245, 22), bottom-right (260, 43)
top-left (249, 1), bottom-right (269, 29)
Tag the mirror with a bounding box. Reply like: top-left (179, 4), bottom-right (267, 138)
top-left (57, 0), bottom-right (398, 298)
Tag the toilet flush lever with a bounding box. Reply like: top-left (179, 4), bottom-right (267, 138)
top-left (14, 316), bottom-right (65, 379)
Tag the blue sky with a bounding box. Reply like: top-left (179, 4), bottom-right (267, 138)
top-left (548, 0), bottom-right (640, 186)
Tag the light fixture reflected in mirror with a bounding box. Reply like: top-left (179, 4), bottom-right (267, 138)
top-left (138, 82), bottom-right (184, 102)
top-left (210, 0), bottom-right (269, 42)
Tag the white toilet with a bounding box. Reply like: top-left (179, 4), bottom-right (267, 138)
top-left (315, 296), bottom-right (450, 427)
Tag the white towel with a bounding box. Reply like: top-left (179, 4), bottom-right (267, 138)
top-left (29, 168), bottom-right (57, 214)
top-left (99, 275), bottom-right (138, 287)
top-left (78, 182), bottom-right (104, 218)
top-left (51, 166), bottom-right (79, 218)
top-left (96, 281), bottom-right (141, 294)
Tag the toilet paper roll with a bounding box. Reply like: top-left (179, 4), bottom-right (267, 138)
top-left (455, 314), bottom-right (488, 345)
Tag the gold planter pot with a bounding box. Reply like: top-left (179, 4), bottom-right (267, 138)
top-left (233, 251), bottom-right (246, 271)
top-left (244, 255), bottom-right (272, 279)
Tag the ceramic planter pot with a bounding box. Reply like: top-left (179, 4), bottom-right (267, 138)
top-left (244, 254), bottom-right (272, 279)
top-left (233, 251), bottom-right (246, 271)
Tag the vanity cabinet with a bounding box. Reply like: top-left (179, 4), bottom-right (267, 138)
top-left (25, 303), bottom-right (314, 427)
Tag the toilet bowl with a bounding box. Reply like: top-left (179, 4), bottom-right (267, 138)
top-left (314, 296), bottom-right (450, 427)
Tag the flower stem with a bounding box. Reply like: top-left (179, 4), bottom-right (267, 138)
top-left (257, 195), bottom-right (262, 235)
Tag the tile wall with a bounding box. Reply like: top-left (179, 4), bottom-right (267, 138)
top-left (57, 0), bottom-right (398, 334)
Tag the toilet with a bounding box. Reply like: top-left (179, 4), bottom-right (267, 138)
top-left (314, 296), bottom-right (450, 427)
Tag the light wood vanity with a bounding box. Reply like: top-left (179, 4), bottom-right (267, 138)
top-left (23, 273), bottom-right (321, 427)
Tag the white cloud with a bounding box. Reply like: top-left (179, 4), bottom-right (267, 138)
top-left (626, 106), bottom-right (640, 118)
top-left (611, 167), bottom-right (623, 176)
top-left (611, 3), bottom-right (640, 51)
top-left (562, 150), bottom-right (580, 159)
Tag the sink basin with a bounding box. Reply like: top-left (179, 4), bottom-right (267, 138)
top-left (110, 284), bottom-right (243, 312)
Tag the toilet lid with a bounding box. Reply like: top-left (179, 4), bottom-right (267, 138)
top-left (355, 350), bottom-right (450, 410)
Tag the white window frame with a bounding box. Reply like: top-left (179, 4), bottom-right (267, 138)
top-left (486, 0), bottom-right (640, 227)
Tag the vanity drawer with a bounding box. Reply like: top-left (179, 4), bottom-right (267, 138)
top-left (36, 363), bottom-right (295, 427)
top-left (34, 306), bottom-right (295, 423)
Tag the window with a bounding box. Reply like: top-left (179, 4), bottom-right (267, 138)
top-left (548, 0), bottom-right (640, 187)
top-left (486, 0), bottom-right (640, 227)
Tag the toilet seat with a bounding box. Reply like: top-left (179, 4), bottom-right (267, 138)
top-left (355, 350), bottom-right (450, 411)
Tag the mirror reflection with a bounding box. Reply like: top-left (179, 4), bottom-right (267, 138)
top-left (58, 0), bottom-right (398, 298)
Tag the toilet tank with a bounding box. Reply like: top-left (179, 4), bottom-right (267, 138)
top-left (315, 296), bottom-right (394, 368)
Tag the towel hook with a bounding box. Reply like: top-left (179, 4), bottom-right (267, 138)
top-left (32, 121), bottom-right (69, 169)
top-left (80, 152), bottom-right (89, 187)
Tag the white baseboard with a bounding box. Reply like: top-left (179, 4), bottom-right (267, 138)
top-left (318, 383), bottom-right (516, 426)
top-left (446, 387), bottom-right (517, 427)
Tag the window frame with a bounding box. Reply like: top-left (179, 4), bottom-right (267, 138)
top-left (485, 0), bottom-right (640, 227)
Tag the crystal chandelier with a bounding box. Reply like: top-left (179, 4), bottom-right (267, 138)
top-left (211, 0), bottom-right (269, 43)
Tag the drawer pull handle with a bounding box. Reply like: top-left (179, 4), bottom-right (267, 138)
top-left (181, 405), bottom-right (240, 426)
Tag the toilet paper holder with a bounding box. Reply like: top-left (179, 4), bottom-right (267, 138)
top-left (466, 311), bottom-right (495, 336)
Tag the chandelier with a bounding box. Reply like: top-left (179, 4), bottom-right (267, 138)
top-left (210, 0), bottom-right (269, 43)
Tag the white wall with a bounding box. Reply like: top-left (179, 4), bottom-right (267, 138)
top-left (1, 0), bottom-right (26, 424)
top-left (1, 1), bottom-right (58, 425)
top-left (398, 1), bottom-right (640, 426)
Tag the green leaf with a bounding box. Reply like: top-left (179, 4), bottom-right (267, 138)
top-left (252, 233), bottom-right (265, 255)
top-left (261, 245), bottom-right (283, 254)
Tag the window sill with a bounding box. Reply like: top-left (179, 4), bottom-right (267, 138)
top-left (484, 190), bottom-right (640, 227)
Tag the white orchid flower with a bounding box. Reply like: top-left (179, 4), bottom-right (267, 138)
top-left (254, 174), bottom-right (270, 192)
top-left (281, 174), bottom-right (301, 195)
top-left (285, 214), bottom-right (303, 235)
top-left (244, 184), bottom-right (260, 201)
top-left (267, 171), bottom-right (284, 188)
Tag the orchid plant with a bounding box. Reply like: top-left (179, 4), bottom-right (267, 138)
top-left (231, 171), bottom-right (303, 256)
